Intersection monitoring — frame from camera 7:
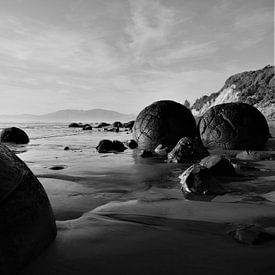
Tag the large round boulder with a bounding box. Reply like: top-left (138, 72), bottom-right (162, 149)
top-left (198, 103), bottom-right (269, 150)
top-left (0, 143), bottom-right (56, 274)
top-left (133, 100), bottom-right (197, 150)
top-left (0, 127), bottom-right (29, 144)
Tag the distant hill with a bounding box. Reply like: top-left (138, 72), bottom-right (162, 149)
top-left (191, 65), bottom-right (275, 121)
top-left (0, 108), bottom-right (136, 123)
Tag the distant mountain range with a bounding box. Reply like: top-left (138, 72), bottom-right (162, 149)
top-left (0, 108), bottom-right (136, 123)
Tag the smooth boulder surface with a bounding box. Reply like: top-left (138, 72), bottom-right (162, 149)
top-left (0, 143), bottom-right (56, 274)
top-left (179, 164), bottom-right (225, 195)
top-left (68, 123), bottom-right (82, 128)
top-left (198, 103), bottom-right (269, 150)
top-left (167, 137), bottom-right (209, 163)
top-left (199, 155), bottom-right (236, 176)
top-left (96, 140), bottom-right (126, 153)
top-left (0, 127), bottom-right (29, 144)
top-left (82, 124), bottom-right (93, 130)
top-left (133, 100), bottom-right (197, 150)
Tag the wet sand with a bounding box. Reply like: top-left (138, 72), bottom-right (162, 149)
top-left (14, 127), bottom-right (275, 274)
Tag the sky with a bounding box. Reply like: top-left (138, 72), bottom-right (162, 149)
top-left (0, 0), bottom-right (274, 115)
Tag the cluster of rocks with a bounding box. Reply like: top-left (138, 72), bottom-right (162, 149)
top-left (96, 139), bottom-right (138, 153)
top-left (68, 122), bottom-right (93, 130)
top-left (131, 99), bottom-right (272, 196)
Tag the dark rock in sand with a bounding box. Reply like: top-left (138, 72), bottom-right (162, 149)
top-left (236, 150), bottom-right (271, 161)
top-left (228, 225), bottom-right (273, 245)
top-left (0, 127), bottom-right (29, 144)
top-left (96, 140), bottom-right (126, 153)
top-left (123, 120), bottom-right (135, 130)
top-left (82, 124), bottom-right (93, 130)
top-left (167, 137), bottom-right (209, 163)
top-left (154, 144), bottom-right (168, 157)
top-left (0, 143), bottom-right (56, 274)
top-left (68, 122), bottom-right (82, 128)
top-left (96, 139), bottom-right (114, 153)
top-left (200, 155), bottom-right (236, 176)
top-left (64, 146), bottom-right (70, 151)
top-left (139, 150), bottom-right (153, 158)
top-left (133, 100), bottom-right (197, 150)
top-left (112, 140), bottom-right (127, 152)
top-left (96, 122), bottom-right (110, 128)
top-left (49, 165), bottom-right (66, 170)
top-left (126, 139), bottom-right (138, 149)
top-left (198, 102), bottom-right (269, 150)
top-left (113, 121), bottom-right (123, 128)
top-left (179, 164), bottom-right (225, 195)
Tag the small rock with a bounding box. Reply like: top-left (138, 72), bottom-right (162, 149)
top-left (179, 164), bottom-right (225, 195)
top-left (49, 165), bottom-right (66, 170)
top-left (113, 121), bottom-right (123, 128)
top-left (96, 139), bottom-right (113, 153)
top-left (82, 124), bottom-right (93, 130)
top-left (123, 120), bottom-right (135, 130)
top-left (68, 123), bottom-right (82, 128)
top-left (64, 146), bottom-right (70, 151)
top-left (167, 137), bottom-right (209, 163)
top-left (236, 150), bottom-right (271, 161)
top-left (112, 140), bottom-right (127, 152)
top-left (228, 225), bottom-right (273, 244)
top-left (200, 155), bottom-right (236, 176)
top-left (154, 144), bottom-right (168, 157)
top-left (140, 150), bottom-right (153, 158)
top-left (127, 139), bottom-right (138, 149)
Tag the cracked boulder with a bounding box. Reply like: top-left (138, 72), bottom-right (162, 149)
top-left (198, 103), bottom-right (269, 150)
top-left (133, 100), bottom-right (197, 150)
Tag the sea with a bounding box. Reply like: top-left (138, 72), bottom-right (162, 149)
top-left (0, 122), bottom-right (186, 220)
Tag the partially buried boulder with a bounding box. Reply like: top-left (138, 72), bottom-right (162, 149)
top-left (112, 121), bottom-right (123, 128)
top-left (126, 139), bottom-right (138, 149)
top-left (0, 127), bottom-right (29, 144)
top-left (167, 137), bottom-right (209, 163)
top-left (96, 140), bottom-right (126, 153)
top-left (133, 100), bottom-right (197, 150)
top-left (0, 143), bottom-right (56, 274)
top-left (198, 102), bottom-right (269, 150)
top-left (199, 155), bottom-right (236, 176)
top-left (68, 122), bottom-right (82, 128)
top-left (179, 164), bottom-right (225, 195)
top-left (82, 124), bottom-right (93, 130)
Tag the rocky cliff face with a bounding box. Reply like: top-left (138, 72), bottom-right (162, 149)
top-left (191, 65), bottom-right (275, 120)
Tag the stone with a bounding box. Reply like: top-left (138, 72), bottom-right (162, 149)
top-left (112, 140), bottom-right (127, 152)
top-left (0, 143), bottom-right (56, 274)
top-left (113, 121), bottom-right (123, 128)
top-left (126, 139), bottom-right (138, 149)
top-left (167, 137), bottom-right (209, 163)
top-left (68, 123), bottom-right (82, 128)
top-left (133, 100), bottom-right (197, 150)
top-left (123, 120), bottom-right (135, 130)
top-left (198, 102), bottom-right (269, 150)
top-left (0, 127), bottom-right (29, 144)
top-left (228, 225), bottom-right (273, 245)
top-left (199, 155), bottom-right (236, 176)
top-left (139, 150), bottom-right (153, 158)
top-left (96, 140), bottom-right (126, 153)
top-left (82, 124), bottom-right (93, 130)
top-left (236, 150), bottom-right (271, 161)
top-left (179, 164), bottom-right (225, 195)
top-left (96, 140), bottom-right (114, 153)
top-left (64, 146), bottom-right (70, 151)
top-left (96, 122), bottom-right (110, 128)
top-left (154, 144), bottom-right (168, 157)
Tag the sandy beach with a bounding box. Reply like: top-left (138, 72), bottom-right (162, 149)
top-left (2, 124), bottom-right (271, 274)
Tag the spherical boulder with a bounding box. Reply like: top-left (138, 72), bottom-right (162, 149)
top-left (198, 103), bottom-right (269, 150)
top-left (0, 143), bottom-right (56, 274)
top-left (0, 127), bottom-right (29, 144)
top-left (133, 100), bottom-right (197, 150)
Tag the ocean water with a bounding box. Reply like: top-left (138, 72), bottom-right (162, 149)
top-left (0, 122), bottom-right (187, 220)
top-left (1, 122), bottom-right (275, 222)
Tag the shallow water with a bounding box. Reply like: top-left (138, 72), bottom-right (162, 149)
top-left (1, 122), bottom-right (275, 222)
